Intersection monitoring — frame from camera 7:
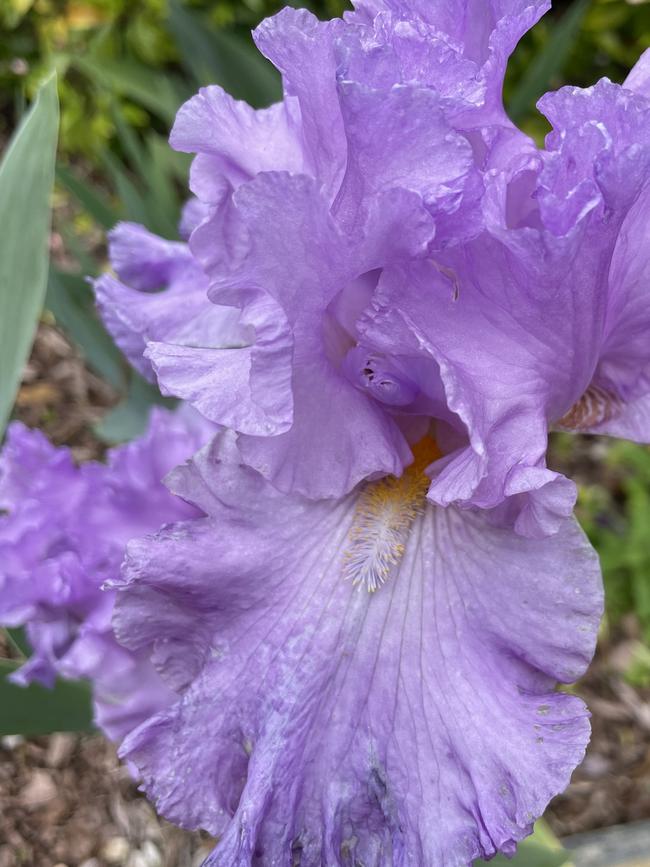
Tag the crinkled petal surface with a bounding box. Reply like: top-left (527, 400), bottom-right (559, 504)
top-left (332, 80), bottom-right (473, 235)
top-left (146, 299), bottom-right (293, 438)
top-left (561, 180), bottom-right (650, 441)
top-left (192, 172), bottom-right (416, 498)
top-left (528, 77), bottom-right (650, 440)
top-left (347, 0), bottom-right (550, 128)
top-left (95, 223), bottom-right (214, 380)
top-left (116, 438), bottom-right (602, 866)
top-left (359, 71), bottom-right (650, 528)
top-left (254, 9), bottom-right (348, 201)
top-left (539, 79), bottom-right (650, 218)
top-left (171, 86), bottom-right (305, 197)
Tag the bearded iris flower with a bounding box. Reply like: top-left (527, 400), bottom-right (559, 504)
top-left (28, 0), bottom-right (650, 864)
top-left (114, 5), bottom-right (650, 530)
top-left (0, 409), bottom-right (212, 740)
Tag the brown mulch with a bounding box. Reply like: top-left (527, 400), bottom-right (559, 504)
top-left (0, 735), bottom-right (213, 867)
top-left (548, 617), bottom-right (650, 837)
top-left (1, 324), bottom-right (650, 863)
top-left (13, 321), bottom-right (116, 462)
top-left (545, 436), bottom-right (650, 832)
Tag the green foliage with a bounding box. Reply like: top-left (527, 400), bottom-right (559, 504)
top-left (46, 267), bottom-right (125, 389)
top-left (168, 0), bottom-right (281, 106)
top-left (0, 657), bottom-right (94, 736)
top-left (6, 627), bottom-right (31, 657)
top-left (575, 440), bottom-right (650, 643)
top-left (51, 123), bottom-right (183, 441)
top-left (507, 0), bottom-right (591, 124)
top-left (0, 73), bottom-right (58, 436)
top-left (623, 641), bottom-right (650, 689)
top-left (0, 0), bottom-right (348, 158)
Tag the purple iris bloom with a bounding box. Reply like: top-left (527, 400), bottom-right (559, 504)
top-left (86, 2), bottom-right (650, 863)
top-left (0, 408), bottom-right (212, 741)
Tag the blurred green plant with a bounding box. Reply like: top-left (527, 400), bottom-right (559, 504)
top-left (0, 658), bottom-right (94, 736)
top-left (0, 73), bottom-right (58, 435)
top-left (575, 439), bottom-right (650, 644)
top-left (0, 0), bottom-right (349, 156)
top-left (1, 0), bottom-right (173, 154)
top-left (624, 641), bottom-right (650, 688)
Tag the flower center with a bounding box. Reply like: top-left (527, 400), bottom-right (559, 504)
top-left (342, 345), bottom-right (419, 407)
top-left (343, 437), bottom-right (442, 593)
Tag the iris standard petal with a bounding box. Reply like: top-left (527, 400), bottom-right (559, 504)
top-left (347, 0), bottom-right (550, 126)
top-left (254, 8), bottom-right (348, 201)
top-left (559, 181), bottom-right (650, 441)
top-left (333, 80), bottom-right (473, 233)
top-left (192, 171), bottom-right (416, 498)
top-left (535, 78), bottom-right (650, 440)
top-left (170, 85), bottom-right (305, 194)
